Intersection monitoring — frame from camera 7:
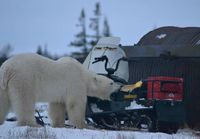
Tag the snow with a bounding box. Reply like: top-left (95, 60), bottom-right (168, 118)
top-left (6, 112), bottom-right (16, 120)
top-left (35, 103), bottom-right (51, 124)
top-left (125, 100), bottom-right (152, 110)
top-left (156, 34), bottom-right (167, 39)
top-left (90, 104), bottom-right (103, 113)
top-left (0, 103), bottom-right (199, 139)
top-left (0, 122), bottom-right (199, 139)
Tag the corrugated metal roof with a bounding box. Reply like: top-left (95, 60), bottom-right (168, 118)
top-left (137, 26), bottom-right (200, 46)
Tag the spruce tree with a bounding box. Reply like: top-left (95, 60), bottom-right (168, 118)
top-left (36, 45), bottom-right (43, 55)
top-left (89, 2), bottom-right (101, 45)
top-left (103, 17), bottom-right (111, 37)
top-left (70, 8), bottom-right (88, 54)
top-left (70, 2), bottom-right (112, 55)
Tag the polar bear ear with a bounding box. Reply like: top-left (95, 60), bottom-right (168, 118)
top-left (93, 76), bottom-right (101, 84)
top-left (93, 77), bottom-right (98, 82)
top-left (92, 77), bottom-right (98, 86)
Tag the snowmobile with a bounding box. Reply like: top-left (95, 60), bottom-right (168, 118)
top-left (86, 54), bottom-right (185, 133)
top-left (83, 37), bottom-right (185, 133)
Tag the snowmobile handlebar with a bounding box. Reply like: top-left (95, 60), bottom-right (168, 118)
top-left (92, 55), bottom-right (128, 75)
top-left (92, 55), bottom-right (108, 64)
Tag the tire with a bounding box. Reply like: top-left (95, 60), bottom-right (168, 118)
top-left (138, 115), bottom-right (153, 132)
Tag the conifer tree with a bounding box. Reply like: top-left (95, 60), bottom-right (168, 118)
top-left (70, 8), bottom-right (88, 54)
top-left (89, 2), bottom-right (101, 45)
top-left (70, 2), bottom-right (112, 54)
top-left (0, 44), bottom-right (12, 65)
top-left (36, 45), bottom-right (43, 55)
top-left (103, 17), bottom-right (111, 37)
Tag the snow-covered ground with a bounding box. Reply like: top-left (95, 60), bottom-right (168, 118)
top-left (0, 121), bottom-right (199, 139)
top-left (0, 103), bottom-right (199, 139)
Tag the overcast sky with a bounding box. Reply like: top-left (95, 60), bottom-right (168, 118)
top-left (0, 0), bottom-right (200, 55)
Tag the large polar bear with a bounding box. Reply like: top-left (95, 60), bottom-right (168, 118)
top-left (0, 53), bottom-right (120, 128)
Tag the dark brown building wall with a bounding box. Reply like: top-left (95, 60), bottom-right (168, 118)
top-left (128, 57), bottom-right (200, 128)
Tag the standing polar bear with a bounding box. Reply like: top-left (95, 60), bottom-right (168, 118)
top-left (0, 53), bottom-right (120, 128)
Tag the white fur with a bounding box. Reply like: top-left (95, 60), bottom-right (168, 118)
top-left (0, 53), bottom-right (120, 128)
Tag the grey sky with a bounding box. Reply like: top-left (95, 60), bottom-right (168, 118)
top-left (0, 0), bottom-right (200, 55)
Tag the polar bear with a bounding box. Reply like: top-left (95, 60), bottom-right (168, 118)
top-left (0, 53), bottom-right (120, 128)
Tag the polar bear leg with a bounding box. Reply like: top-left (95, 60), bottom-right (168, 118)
top-left (9, 85), bottom-right (38, 127)
top-left (11, 95), bottom-right (37, 126)
top-left (0, 88), bottom-right (10, 124)
top-left (49, 102), bottom-right (65, 127)
top-left (66, 94), bottom-right (87, 129)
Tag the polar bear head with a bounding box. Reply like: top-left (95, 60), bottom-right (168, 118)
top-left (88, 74), bottom-right (121, 100)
